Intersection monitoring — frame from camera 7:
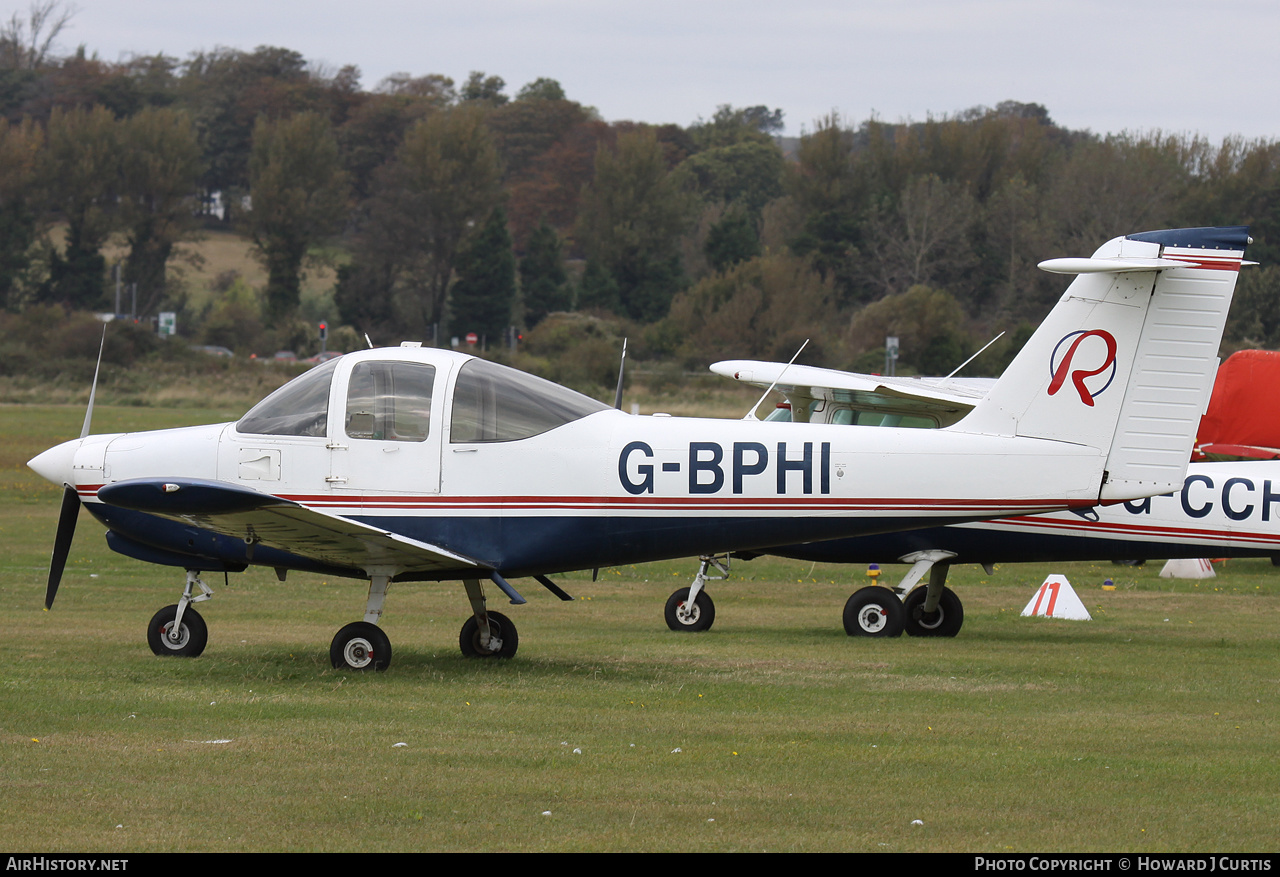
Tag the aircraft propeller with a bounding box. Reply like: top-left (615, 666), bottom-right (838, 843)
top-left (42, 325), bottom-right (105, 610)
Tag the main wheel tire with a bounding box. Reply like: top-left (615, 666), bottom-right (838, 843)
top-left (902, 587), bottom-right (964, 637)
top-left (330, 621), bottom-right (393, 671)
top-left (459, 611), bottom-right (518, 659)
top-left (147, 604), bottom-right (208, 657)
top-left (842, 587), bottom-right (905, 637)
top-left (664, 587), bottom-right (716, 632)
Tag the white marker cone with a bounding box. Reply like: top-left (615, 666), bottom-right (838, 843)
top-left (1159, 558), bottom-right (1216, 579)
top-left (1021, 574), bottom-right (1091, 620)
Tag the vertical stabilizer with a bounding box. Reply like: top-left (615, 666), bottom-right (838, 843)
top-left (958, 227), bottom-right (1249, 503)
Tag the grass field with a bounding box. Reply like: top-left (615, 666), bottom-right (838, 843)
top-left (2, 406), bottom-right (1278, 852)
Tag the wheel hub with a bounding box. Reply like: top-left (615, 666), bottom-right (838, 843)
top-left (676, 601), bottom-right (701, 625)
top-left (343, 638), bottom-right (374, 669)
top-left (162, 622), bottom-right (189, 648)
top-left (859, 605), bottom-right (888, 633)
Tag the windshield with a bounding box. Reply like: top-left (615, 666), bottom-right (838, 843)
top-left (450, 358), bottom-right (609, 443)
top-left (236, 359), bottom-right (340, 437)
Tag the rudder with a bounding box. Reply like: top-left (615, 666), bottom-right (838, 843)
top-left (957, 227), bottom-right (1250, 503)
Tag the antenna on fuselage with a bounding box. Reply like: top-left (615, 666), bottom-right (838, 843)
top-left (613, 337), bottom-right (628, 411)
top-left (364, 332), bottom-right (374, 349)
top-left (943, 331), bottom-right (1005, 381)
top-left (743, 338), bottom-right (808, 421)
top-left (81, 324), bottom-right (107, 438)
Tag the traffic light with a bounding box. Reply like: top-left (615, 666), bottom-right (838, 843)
top-left (318, 322), bottom-right (328, 341)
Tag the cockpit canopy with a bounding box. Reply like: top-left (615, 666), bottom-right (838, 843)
top-left (449, 358), bottom-right (609, 442)
top-left (235, 352), bottom-right (609, 442)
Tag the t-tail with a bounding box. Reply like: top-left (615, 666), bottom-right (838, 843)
top-left (958, 226), bottom-right (1251, 503)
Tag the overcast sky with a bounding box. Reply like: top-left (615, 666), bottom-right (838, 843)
top-left (51, 0), bottom-right (1280, 142)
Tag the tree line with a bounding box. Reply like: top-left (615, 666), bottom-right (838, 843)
top-left (3, 2), bottom-right (1280, 379)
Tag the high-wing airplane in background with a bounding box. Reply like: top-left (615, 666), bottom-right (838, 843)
top-left (670, 461), bottom-right (1280, 638)
top-left (28, 226), bottom-right (1250, 670)
top-left (665, 228), bottom-right (1261, 639)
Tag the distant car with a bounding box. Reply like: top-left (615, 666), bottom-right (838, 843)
top-left (304, 351), bottom-right (343, 364)
top-left (271, 350), bottom-right (298, 363)
top-left (193, 345), bottom-right (234, 357)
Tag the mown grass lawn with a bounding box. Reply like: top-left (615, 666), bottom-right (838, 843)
top-left (2, 405), bottom-right (1277, 852)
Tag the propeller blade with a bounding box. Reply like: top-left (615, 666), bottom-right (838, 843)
top-left (45, 485), bottom-right (81, 609)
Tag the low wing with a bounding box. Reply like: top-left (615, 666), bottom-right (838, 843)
top-left (97, 478), bottom-right (482, 576)
top-left (711, 360), bottom-right (995, 427)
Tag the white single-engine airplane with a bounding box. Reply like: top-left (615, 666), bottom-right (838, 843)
top-left (28, 226), bottom-right (1249, 669)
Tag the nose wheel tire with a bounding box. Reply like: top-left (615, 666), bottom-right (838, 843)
top-left (902, 586), bottom-right (964, 637)
top-left (843, 587), bottom-right (905, 637)
top-left (330, 621), bottom-right (393, 671)
top-left (147, 604), bottom-right (208, 657)
top-left (460, 611), bottom-right (519, 659)
top-left (665, 587), bottom-right (716, 632)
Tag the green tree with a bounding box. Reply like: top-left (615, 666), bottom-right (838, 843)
top-left (786, 115), bottom-right (867, 304)
top-left (519, 218), bottom-right (570, 327)
top-left (336, 106), bottom-right (503, 338)
top-left (248, 111), bottom-right (348, 326)
top-left (0, 116), bottom-right (44, 310)
top-left (460, 71), bottom-right (507, 105)
top-left (515, 77), bottom-right (565, 102)
top-left (42, 104), bottom-right (119, 309)
top-left (688, 104), bottom-right (783, 150)
top-left (845, 285), bottom-right (972, 373)
top-left (118, 106), bottom-right (202, 315)
top-left (704, 206), bottom-right (760, 272)
top-left (683, 138), bottom-right (784, 216)
top-left (577, 128), bottom-right (695, 322)
top-left (664, 252), bottom-right (835, 367)
top-left (450, 206), bottom-right (516, 342)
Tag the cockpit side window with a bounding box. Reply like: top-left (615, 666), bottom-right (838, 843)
top-left (236, 358), bottom-right (340, 437)
top-left (345, 361), bottom-right (435, 442)
top-left (450, 358), bottom-right (610, 443)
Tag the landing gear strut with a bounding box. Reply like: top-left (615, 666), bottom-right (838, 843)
top-left (147, 570), bottom-right (213, 657)
top-left (331, 570), bottom-right (395, 671)
top-left (843, 550), bottom-right (967, 638)
top-left (459, 577), bottom-right (519, 658)
top-left (666, 555), bottom-right (726, 632)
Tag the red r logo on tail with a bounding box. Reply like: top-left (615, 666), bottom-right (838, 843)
top-left (1048, 330), bottom-right (1117, 407)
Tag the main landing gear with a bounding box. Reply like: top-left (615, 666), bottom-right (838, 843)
top-left (671, 550), bottom-right (971, 640)
top-left (842, 550), bottom-right (966, 638)
top-left (325, 573), bottom-right (521, 671)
